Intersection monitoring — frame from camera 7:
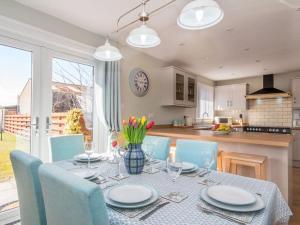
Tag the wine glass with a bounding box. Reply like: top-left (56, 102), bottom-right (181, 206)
top-left (166, 157), bottom-right (182, 200)
top-left (114, 147), bottom-right (126, 179)
top-left (144, 143), bottom-right (155, 173)
top-left (84, 141), bottom-right (94, 169)
top-left (204, 151), bottom-right (215, 178)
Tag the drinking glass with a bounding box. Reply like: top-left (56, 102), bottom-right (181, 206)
top-left (84, 141), bottom-right (94, 169)
top-left (144, 143), bottom-right (155, 172)
top-left (166, 157), bottom-right (182, 200)
top-left (204, 151), bottom-right (215, 178)
top-left (115, 147), bottom-right (126, 179)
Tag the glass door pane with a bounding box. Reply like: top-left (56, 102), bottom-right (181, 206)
top-left (188, 77), bottom-right (195, 103)
top-left (0, 44), bottom-right (32, 214)
top-left (176, 74), bottom-right (185, 101)
top-left (49, 57), bottom-right (94, 142)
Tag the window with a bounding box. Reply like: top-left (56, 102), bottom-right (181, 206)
top-left (196, 82), bottom-right (214, 119)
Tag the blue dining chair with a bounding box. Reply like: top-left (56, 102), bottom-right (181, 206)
top-left (10, 150), bottom-right (47, 225)
top-left (48, 134), bottom-right (84, 162)
top-left (175, 139), bottom-right (218, 170)
top-left (142, 135), bottom-right (171, 160)
top-left (38, 164), bottom-right (109, 225)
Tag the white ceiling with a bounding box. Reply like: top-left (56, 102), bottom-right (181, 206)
top-left (15, 0), bottom-right (300, 81)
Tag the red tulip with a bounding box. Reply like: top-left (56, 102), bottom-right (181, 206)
top-left (112, 140), bottom-right (118, 148)
top-left (146, 120), bottom-right (155, 129)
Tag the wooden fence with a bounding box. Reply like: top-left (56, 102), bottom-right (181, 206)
top-left (4, 113), bottom-right (92, 140)
top-left (4, 113), bottom-right (67, 138)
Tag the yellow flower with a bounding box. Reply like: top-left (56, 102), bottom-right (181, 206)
top-left (141, 116), bottom-right (147, 125)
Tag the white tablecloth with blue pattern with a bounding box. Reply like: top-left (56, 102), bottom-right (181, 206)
top-left (55, 160), bottom-right (292, 225)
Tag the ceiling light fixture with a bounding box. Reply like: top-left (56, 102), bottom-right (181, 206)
top-left (177, 0), bottom-right (224, 30)
top-left (126, 1), bottom-right (161, 48)
top-left (93, 39), bottom-right (122, 61)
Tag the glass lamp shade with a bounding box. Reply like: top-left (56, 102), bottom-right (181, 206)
top-left (126, 24), bottom-right (161, 48)
top-left (177, 0), bottom-right (224, 30)
top-left (93, 40), bottom-right (122, 61)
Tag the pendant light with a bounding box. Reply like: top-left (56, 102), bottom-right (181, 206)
top-left (93, 39), bottom-right (122, 61)
top-left (177, 0), bottom-right (224, 30)
top-left (126, 1), bottom-right (161, 48)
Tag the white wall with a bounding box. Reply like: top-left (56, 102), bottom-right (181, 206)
top-left (0, 0), bottom-right (213, 124)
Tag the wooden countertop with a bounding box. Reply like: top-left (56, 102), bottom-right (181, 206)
top-left (148, 128), bottom-right (293, 148)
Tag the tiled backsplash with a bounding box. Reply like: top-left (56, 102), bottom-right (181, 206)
top-left (247, 98), bottom-right (292, 127)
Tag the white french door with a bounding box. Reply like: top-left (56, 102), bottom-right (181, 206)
top-left (0, 36), bottom-right (96, 223)
top-left (39, 49), bottom-right (96, 162)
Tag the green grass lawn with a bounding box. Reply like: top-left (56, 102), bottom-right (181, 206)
top-left (0, 132), bottom-right (29, 182)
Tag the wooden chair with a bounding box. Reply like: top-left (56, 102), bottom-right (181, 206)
top-left (223, 152), bottom-right (267, 180)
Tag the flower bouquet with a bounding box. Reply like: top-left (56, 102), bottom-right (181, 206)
top-left (122, 116), bottom-right (155, 174)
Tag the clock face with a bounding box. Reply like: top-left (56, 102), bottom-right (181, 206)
top-left (129, 68), bottom-right (150, 97)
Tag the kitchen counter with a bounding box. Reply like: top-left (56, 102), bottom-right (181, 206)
top-left (148, 127), bottom-right (293, 147)
top-left (148, 127), bottom-right (293, 203)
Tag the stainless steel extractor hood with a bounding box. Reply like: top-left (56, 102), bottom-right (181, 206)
top-left (245, 74), bottom-right (291, 99)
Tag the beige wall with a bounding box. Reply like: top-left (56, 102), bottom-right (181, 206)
top-left (0, 0), bottom-right (213, 125)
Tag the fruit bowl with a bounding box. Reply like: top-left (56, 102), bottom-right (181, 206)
top-left (213, 130), bottom-right (231, 135)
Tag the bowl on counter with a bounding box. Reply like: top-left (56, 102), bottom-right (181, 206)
top-left (213, 130), bottom-right (231, 135)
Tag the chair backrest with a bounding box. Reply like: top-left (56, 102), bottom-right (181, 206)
top-left (39, 164), bottom-right (109, 225)
top-left (10, 150), bottom-right (47, 225)
top-left (142, 135), bottom-right (171, 160)
top-left (48, 134), bottom-right (84, 162)
top-left (175, 139), bottom-right (218, 169)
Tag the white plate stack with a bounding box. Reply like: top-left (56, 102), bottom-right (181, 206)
top-left (171, 162), bottom-right (198, 174)
top-left (105, 184), bottom-right (159, 208)
top-left (74, 153), bottom-right (104, 162)
top-left (200, 185), bottom-right (265, 212)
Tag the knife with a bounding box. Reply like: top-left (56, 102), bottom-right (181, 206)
top-left (139, 201), bottom-right (170, 221)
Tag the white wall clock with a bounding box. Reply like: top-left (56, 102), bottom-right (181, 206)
top-left (129, 68), bottom-right (150, 97)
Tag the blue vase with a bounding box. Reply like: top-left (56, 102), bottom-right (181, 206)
top-left (124, 143), bottom-right (145, 174)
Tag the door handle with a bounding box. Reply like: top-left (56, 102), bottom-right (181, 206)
top-left (31, 117), bottom-right (39, 136)
top-left (45, 116), bottom-right (52, 134)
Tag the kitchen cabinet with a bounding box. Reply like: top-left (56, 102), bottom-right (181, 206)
top-left (214, 84), bottom-right (248, 110)
top-left (292, 78), bottom-right (300, 108)
top-left (161, 66), bottom-right (196, 107)
top-left (293, 130), bottom-right (300, 166)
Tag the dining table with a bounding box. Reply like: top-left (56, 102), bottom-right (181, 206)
top-left (55, 158), bottom-right (292, 225)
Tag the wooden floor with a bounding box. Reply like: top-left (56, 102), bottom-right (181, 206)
top-left (289, 167), bottom-right (300, 225)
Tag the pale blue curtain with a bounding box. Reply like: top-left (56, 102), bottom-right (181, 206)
top-left (94, 61), bottom-right (121, 153)
top-left (104, 61), bottom-right (121, 132)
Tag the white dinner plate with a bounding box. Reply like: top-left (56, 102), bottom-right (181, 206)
top-left (74, 153), bottom-right (103, 162)
top-left (105, 185), bottom-right (159, 209)
top-left (171, 162), bottom-right (196, 171)
top-left (207, 185), bottom-right (256, 206)
top-left (201, 188), bottom-right (265, 212)
top-left (108, 184), bottom-right (152, 204)
top-left (72, 170), bottom-right (96, 179)
top-left (181, 165), bottom-right (199, 174)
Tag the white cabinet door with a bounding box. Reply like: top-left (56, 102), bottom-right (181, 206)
top-left (293, 131), bottom-right (300, 161)
top-left (231, 84), bottom-right (247, 110)
top-left (292, 79), bottom-right (300, 108)
top-left (214, 86), bottom-right (228, 110)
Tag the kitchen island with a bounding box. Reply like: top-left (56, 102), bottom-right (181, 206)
top-left (148, 127), bottom-right (293, 204)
